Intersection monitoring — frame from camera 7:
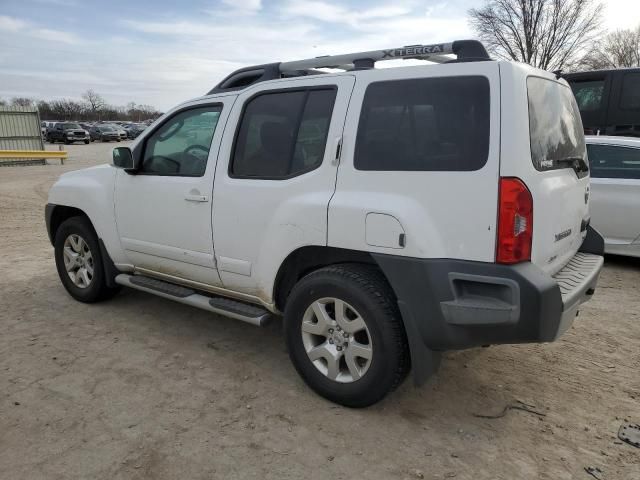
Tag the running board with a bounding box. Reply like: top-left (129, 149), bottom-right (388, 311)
top-left (115, 274), bottom-right (272, 326)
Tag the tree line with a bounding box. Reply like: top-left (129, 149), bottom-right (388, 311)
top-left (0, 90), bottom-right (163, 122)
top-left (468, 0), bottom-right (639, 71)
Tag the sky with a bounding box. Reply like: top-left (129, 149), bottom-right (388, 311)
top-left (0, 0), bottom-right (639, 111)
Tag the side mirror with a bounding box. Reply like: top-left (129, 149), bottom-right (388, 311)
top-left (112, 147), bottom-right (135, 170)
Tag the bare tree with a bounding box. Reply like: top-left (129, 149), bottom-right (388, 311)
top-left (469, 0), bottom-right (603, 71)
top-left (11, 97), bottom-right (35, 107)
top-left (579, 26), bottom-right (640, 70)
top-left (81, 89), bottom-right (105, 120)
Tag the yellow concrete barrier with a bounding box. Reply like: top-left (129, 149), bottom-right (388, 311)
top-left (0, 150), bottom-right (68, 159)
top-left (0, 150), bottom-right (68, 165)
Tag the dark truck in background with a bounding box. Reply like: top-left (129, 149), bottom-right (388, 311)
top-left (565, 68), bottom-right (640, 137)
top-left (47, 122), bottom-right (90, 144)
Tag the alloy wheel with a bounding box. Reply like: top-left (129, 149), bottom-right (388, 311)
top-left (301, 297), bottom-right (373, 383)
top-left (62, 234), bottom-right (94, 289)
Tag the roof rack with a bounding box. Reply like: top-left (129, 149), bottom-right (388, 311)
top-left (207, 39), bottom-right (490, 94)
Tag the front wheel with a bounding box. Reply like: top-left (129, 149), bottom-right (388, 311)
top-left (54, 216), bottom-right (120, 303)
top-left (284, 264), bottom-right (410, 407)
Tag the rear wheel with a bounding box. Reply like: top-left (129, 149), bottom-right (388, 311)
top-left (284, 264), bottom-right (410, 407)
top-left (84, 140), bottom-right (90, 144)
top-left (54, 216), bottom-right (120, 303)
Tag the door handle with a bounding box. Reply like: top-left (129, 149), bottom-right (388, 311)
top-left (185, 193), bottom-right (209, 202)
top-left (332, 135), bottom-right (343, 166)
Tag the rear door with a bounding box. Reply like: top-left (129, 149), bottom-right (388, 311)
top-left (211, 76), bottom-right (355, 300)
top-left (588, 141), bottom-right (640, 248)
top-left (501, 68), bottom-right (590, 275)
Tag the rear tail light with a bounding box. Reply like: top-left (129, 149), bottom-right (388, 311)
top-left (496, 177), bottom-right (533, 264)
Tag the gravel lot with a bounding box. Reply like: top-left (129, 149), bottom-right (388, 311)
top-left (1, 141), bottom-right (639, 479)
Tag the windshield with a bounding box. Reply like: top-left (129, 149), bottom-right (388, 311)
top-left (100, 126), bottom-right (114, 132)
top-left (527, 77), bottom-right (587, 175)
top-left (63, 123), bottom-right (81, 130)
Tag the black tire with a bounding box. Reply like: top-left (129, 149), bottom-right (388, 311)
top-left (54, 216), bottom-right (120, 303)
top-left (64, 139), bottom-right (70, 145)
top-left (84, 140), bottom-right (90, 144)
top-left (48, 137), bottom-right (55, 143)
top-left (284, 264), bottom-right (410, 407)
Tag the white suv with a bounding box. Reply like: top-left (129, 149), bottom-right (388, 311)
top-left (46, 40), bottom-right (604, 407)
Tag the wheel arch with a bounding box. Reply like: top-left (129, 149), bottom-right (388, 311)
top-left (273, 246), bottom-right (377, 312)
top-left (46, 204), bottom-right (91, 245)
top-left (46, 204), bottom-right (120, 288)
top-left (273, 246), bottom-right (442, 386)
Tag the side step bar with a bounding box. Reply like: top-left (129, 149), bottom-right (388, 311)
top-left (115, 274), bottom-right (273, 327)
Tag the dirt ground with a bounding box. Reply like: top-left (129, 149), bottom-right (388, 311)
top-left (0, 142), bottom-right (639, 480)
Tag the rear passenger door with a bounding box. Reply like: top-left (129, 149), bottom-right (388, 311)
top-left (212, 76), bottom-right (355, 301)
top-left (588, 143), bottom-right (640, 247)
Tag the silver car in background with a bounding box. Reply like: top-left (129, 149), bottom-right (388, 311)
top-left (586, 136), bottom-right (640, 257)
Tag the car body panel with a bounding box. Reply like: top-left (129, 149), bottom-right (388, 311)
top-left (330, 61), bottom-right (501, 263)
top-left (586, 135), bottom-right (640, 257)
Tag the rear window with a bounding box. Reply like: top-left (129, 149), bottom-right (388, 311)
top-left (527, 77), bottom-right (587, 174)
top-left (354, 76), bottom-right (490, 171)
top-left (587, 144), bottom-right (640, 179)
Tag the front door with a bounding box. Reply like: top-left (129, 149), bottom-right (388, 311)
top-left (114, 98), bottom-right (232, 285)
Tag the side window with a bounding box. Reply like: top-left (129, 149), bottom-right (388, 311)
top-left (587, 144), bottom-right (640, 179)
top-left (570, 79), bottom-right (605, 112)
top-left (620, 73), bottom-right (640, 110)
top-left (354, 76), bottom-right (490, 171)
top-left (231, 88), bottom-right (337, 178)
top-left (141, 105), bottom-right (222, 177)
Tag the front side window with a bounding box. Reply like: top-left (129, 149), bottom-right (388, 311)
top-left (527, 77), bottom-right (587, 175)
top-left (570, 79), bottom-right (605, 112)
top-left (620, 73), bottom-right (640, 110)
top-left (354, 76), bottom-right (490, 171)
top-left (141, 105), bottom-right (222, 176)
top-left (587, 144), bottom-right (640, 179)
top-left (231, 88), bottom-right (337, 178)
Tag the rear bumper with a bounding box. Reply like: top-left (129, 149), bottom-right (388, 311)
top-left (373, 227), bottom-right (605, 382)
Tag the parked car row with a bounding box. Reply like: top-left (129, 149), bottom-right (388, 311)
top-left (42, 121), bottom-right (147, 143)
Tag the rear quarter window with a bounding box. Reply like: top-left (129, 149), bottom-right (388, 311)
top-left (570, 79), bottom-right (605, 112)
top-left (620, 73), bottom-right (640, 110)
top-left (354, 76), bottom-right (490, 171)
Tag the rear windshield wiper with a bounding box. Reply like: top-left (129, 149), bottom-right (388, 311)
top-left (555, 156), bottom-right (589, 174)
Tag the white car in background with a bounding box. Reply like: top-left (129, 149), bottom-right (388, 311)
top-left (586, 136), bottom-right (640, 257)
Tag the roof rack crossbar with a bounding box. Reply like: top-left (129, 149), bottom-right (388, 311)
top-left (207, 40), bottom-right (490, 94)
